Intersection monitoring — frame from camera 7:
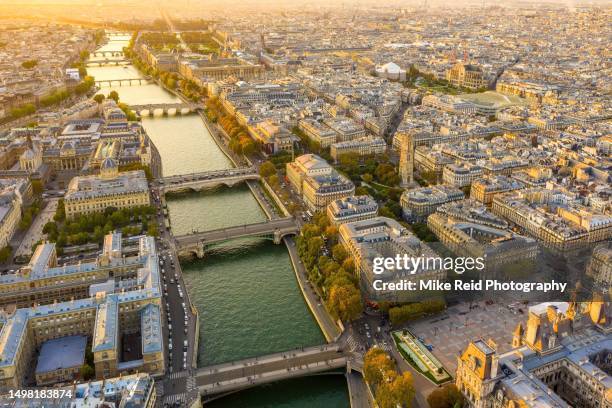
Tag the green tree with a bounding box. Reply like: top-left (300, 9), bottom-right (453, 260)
top-left (19, 213), bottom-right (33, 230)
top-left (43, 222), bottom-right (58, 236)
top-left (327, 283), bottom-right (362, 321)
top-left (427, 384), bottom-right (465, 408)
top-left (54, 199), bottom-right (66, 222)
top-left (0, 246), bottom-right (11, 263)
top-left (80, 364), bottom-right (95, 381)
top-left (109, 90), bottom-right (120, 102)
top-left (364, 347), bottom-right (395, 387)
top-left (31, 179), bottom-right (43, 195)
top-left (375, 371), bottom-right (415, 408)
top-left (355, 186), bottom-right (370, 196)
top-left (10, 103), bottom-right (36, 119)
top-left (338, 152), bottom-right (359, 168)
top-left (259, 161), bottom-right (276, 178)
top-left (148, 222), bottom-right (159, 237)
top-left (331, 243), bottom-right (348, 263)
top-left (21, 59), bottom-right (38, 69)
top-left (78, 65), bottom-right (88, 78)
top-left (93, 94), bottom-right (105, 104)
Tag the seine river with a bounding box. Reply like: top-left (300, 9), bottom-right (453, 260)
top-left (88, 36), bottom-right (348, 407)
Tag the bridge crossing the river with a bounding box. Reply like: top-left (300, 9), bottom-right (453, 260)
top-left (174, 217), bottom-right (299, 258)
top-left (128, 102), bottom-right (196, 116)
top-left (195, 344), bottom-right (361, 400)
top-left (95, 77), bottom-right (150, 87)
top-left (157, 167), bottom-right (259, 193)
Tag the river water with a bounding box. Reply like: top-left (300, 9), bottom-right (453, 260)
top-left (88, 36), bottom-right (348, 407)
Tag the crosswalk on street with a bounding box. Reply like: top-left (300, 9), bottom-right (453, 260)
top-left (186, 376), bottom-right (196, 392)
top-left (167, 370), bottom-right (189, 380)
top-left (163, 393), bottom-right (187, 406)
top-left (346, 334), bottom-right (359, 351)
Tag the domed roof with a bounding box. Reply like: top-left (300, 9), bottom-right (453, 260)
top-left (61, 141), bottom-right (75, 152)
top-left (101, 157), bottom-right (117, 170)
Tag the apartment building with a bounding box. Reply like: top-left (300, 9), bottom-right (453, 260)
top-left (470, 175), bottom-right (525, 205)
top-left (586, 242), bottom-right (611, 288)
top-left (286, 154), bottom-right (354, 212)
top-left (323, 116), bottom-right (366, 142)
top-left (0, 180), bottom-right (30, 249)
top-left (338, 216), bottom-right (445, 302)
top-left (443, 162), bottom-right (483, 188)
top-left (400, 185), bottom-right (465, 222)
top-left (327, 195), bottom-right (378, 226)
top-left (248, 120), bottom-right (294, 154)
top-left (330, 137), bottom-right (386, 162)
top-left (492, 188), bottom-right (612, 252)
top-left (298, 118), bottom-right (338, 148)
top-left (428, 200), bottom-right (538, 270)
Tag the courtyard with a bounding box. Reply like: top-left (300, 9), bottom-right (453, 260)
top-left (407, 300), bottom-right (527, 375)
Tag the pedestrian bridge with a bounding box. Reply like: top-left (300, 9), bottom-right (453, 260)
top-left (158, 167), bottom-right (259, 193)
top-left (175, 217), bottom-right (299, 258)
top-left (129, 102), bottom-right (196, 117)
top-left (195, 344), bottom-right (362, 400)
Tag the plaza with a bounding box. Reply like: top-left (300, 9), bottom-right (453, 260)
top-left (408, 300), bottom-right (526, 375)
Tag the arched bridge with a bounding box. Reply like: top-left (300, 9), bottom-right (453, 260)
top-left (92, 50), bottom-right (125, 57)
top-left (86, 59), bottom-right (130, 66)
top-left (95, 78), bottom-right (150, 87)
top-left (158, 167), bottom-right (259, 193)
top-left (175, 217), bottom-right (299, 258)
top-left (129, 102), bottom-right (195, 117)
top-left (194, 343), bottom-right (363, 401)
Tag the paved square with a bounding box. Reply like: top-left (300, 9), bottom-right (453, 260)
top-left (408, 300), bottom-right (526, 375)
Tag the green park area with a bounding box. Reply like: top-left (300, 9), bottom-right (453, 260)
top-left (40, 200), bottom-right (158, 255)
top-left (392, 329), bottom-right (451, 385)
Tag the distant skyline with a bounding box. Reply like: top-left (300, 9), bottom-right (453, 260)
top-left (0, 0), bottom-right (609, 6)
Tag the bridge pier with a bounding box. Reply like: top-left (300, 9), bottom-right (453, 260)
top-left (177, 242), bottom-right (206, 260)
top-left (196, 245), bottom-right (205, 258)
top-left (273, 230), bottom-right (282, 245)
